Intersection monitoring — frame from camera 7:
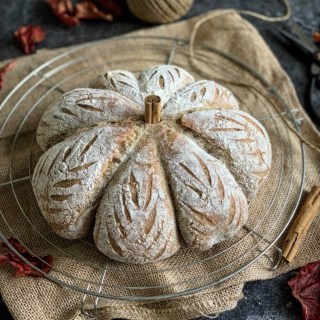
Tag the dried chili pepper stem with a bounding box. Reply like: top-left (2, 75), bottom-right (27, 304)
top-left (144, 95), bottom-right (161, 124)
top-left (282, 186), bottom-right (320, 263)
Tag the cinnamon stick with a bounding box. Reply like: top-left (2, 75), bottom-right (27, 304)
top-left (282, 186), bottom-right (320, 263)
top-left (144, 98), bottom-right (152, 124)
top-left (145, 95), bottom-right (161, 124)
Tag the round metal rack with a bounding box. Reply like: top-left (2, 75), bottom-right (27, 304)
top-left (0, 35), bottom-right (305, 312)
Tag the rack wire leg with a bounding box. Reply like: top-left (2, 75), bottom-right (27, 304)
top-left (245, 226), bottom-right (283, 271)
top-left (81, 262), bottom-right (108, 318)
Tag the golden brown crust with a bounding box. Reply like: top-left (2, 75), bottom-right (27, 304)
top-left (33, 64), bottom-right (270, 264)
top-left (181, 109), bottom-right (272, 200)
top-left (37, 88), bottom-right (143, 150)
top-left (33, 123), bottom-right (142, 239)
top-left (94, 138), bottom-right (181, 264)
top-left (157, 127), bottom-right (248, 250)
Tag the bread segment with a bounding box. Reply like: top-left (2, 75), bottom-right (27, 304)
top-left (163, 80), bottom-right (239, 117)
top-left (158, 127), bottom-right (248, 250)
top-left (181, 109), bottom-right (272, 200)
top-left (37, 88), bottom-right (142, 150)
top-left (139, 65), bottom-right (194, 105)
top-left (32, 123), bottom-right (140, 239)
top-left (89, 70), bottom-right (143, 105)
top-left (94, 138), bottom-right (180, 264)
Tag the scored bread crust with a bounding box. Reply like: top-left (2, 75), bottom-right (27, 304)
top-left (158, 127), bottom-right (248, 250)
top-left (163, 80), bottom-right (239, 117)
top-left (32, 123), bottom-right (142, 239)
top-left (33, 64), bottom-right (272, 264)
top-left (181, 109), bottom-right (272, 200)
top-left (37, 88), bottom-right (142, 151)
top-left (90, 65), bottom-right (195, 106)
top-left (94, 137), bottom-right (181, 264)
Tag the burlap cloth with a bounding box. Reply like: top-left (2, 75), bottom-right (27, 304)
top-left (0, 10), bottom-right (319, 320)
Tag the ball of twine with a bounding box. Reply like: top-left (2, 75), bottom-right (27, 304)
top-left (127, 0), bottom-right (194, 24)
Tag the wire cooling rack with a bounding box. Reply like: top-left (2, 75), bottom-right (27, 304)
top-left (0, 35), bottom-right (306, 315)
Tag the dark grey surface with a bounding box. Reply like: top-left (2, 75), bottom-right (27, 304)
top-left (0, 0), bottom-right (319, 319)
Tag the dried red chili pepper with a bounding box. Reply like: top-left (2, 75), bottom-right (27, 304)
top-left (46, 0), bottom-right (80, 26)
top-left (0, 60), bottom-right (16, 89)
top-left (288, 260), bottom-right (320, 320)
top-left (14, 25), bottom-right (45, 54)
top-left (75, 1), bottom-right (113, 21)
top-left (0, 237), bottom-right (53, 277)
top-left (312, 32), bottom-right (320, 44)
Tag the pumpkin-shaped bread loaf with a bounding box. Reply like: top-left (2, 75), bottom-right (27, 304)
top-left (32, 65), bottom-right (272, 264)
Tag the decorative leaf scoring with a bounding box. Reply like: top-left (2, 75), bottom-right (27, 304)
top-left (47, 152), bottom-right (61, 176)
top-left (50, 194), bottom-right (72, 202)
top-left (89, 70), bottom-right (143, 105)
top-left (227, 196), bottom-right (236, 225)
top-left (144, 175), bottom-right (153, 210)
top-left (60, 108), bottom-right (76, 116)
top-left (36, 88), bottom-right (142, 151)
top-left (39, 121), bottom-right (50, 127)
top-left (108, 232), bottom-right (123, 257)
top-left (129, 172), bottom-right (139, 207)
top-left (79, 135), bottom-right (98, 157)
top-left (53, 179), bottom-right (82, 188)
top-left (33, 64), bottom-right (272, 264)
top-left (163, 80), bottom-right (239, 117)
top-left (158, 127), bottom-right (248, 250)
top-left (144, 207), bottom-right (157, 235)
top-left (217, 174), bottom-right (225, 200)
top-left (62, 147), bottom-right (73, 162)
top-left (76, 103), bottom-right (104, 113)
top-left (139, 65), bottom-right (194, 105)
top-left (190, 91), bottom-right (197, 102)
top-left (94, 140), bottom-right (180, 264)
top-left (181, 109), bottom-right (272, 200)
top-left (69, 162), bottom-right (96, 172)
top-left (159, 75), bottom-right (165, 89)
top-left (194, 152), bottom-right (212, 186)
top-left (32, 124), bottom-right (137, 239)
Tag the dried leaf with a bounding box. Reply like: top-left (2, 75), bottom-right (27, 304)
top-left (0, 237), bottom-right (53, 277)
top-left (312, 32), bottom-right (320, 44)
top-left (75, 1), bottom-right (113, 21)
top-left (46, 0), bottom-right (122, 26)
top-left (5, 238), bottom-right (29, 255)
top-left (92, 0), bottom-right (123, 17)
top-left (0, 60), bottom-right (16, 89)
top-left (46, 0), bottom-right (80, 26)
top-left (288, 260), bottom-right (320, 320)
top-left (14, 25), bottom-right (46, 54)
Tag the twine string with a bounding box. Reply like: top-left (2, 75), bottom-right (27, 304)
top-left (188, 0), bottom-right (320, 153)
top-left (237, 0), bottom-right (291, 22)
top-left (190, 0), bottom-right (291, 60)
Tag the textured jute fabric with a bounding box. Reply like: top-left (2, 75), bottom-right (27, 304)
top-left (0, 10), bottom-right (319, 320)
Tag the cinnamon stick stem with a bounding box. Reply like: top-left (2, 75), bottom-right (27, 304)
top-left (145, 95), bottom-right (161, 124)
top-left (152, 99), bottom-right (161, 124)
top-left (144, 99), bottom-right (152, 124)
top-left (282, 186), bottom-right (320, 263)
